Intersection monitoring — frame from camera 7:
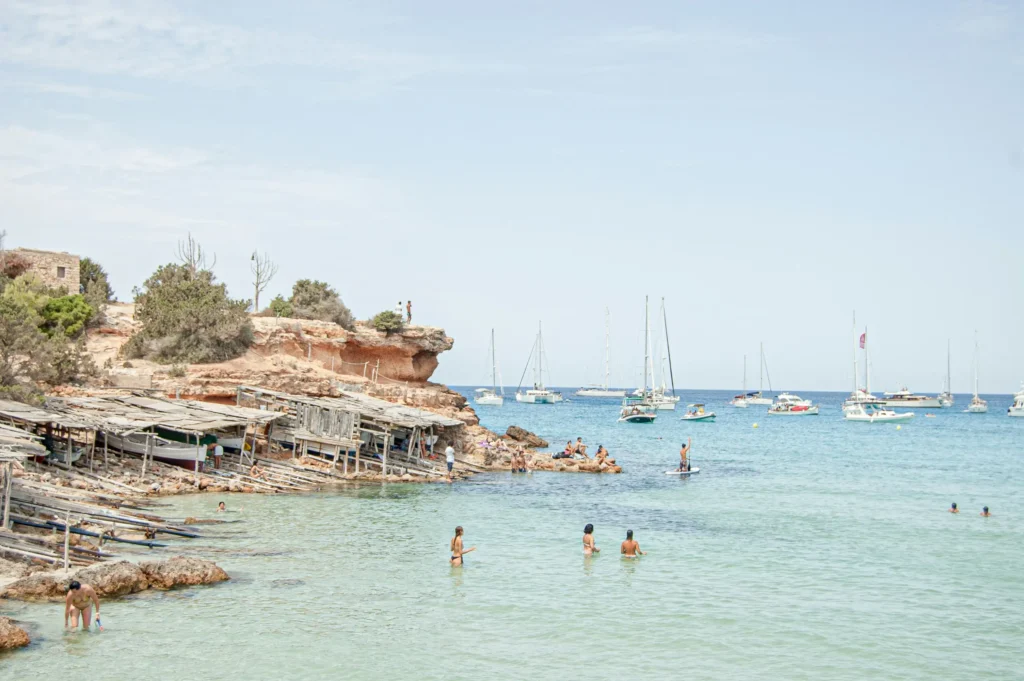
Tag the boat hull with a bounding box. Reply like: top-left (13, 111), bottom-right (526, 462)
top-left (475, 396), bottom-right (504, 406)
top-left (575, 389), bottom-right (627, 398)
top-left (966, 404), bottom-right (988, 413)
top-left (619, 414), bottom-right (657, 423)
top-left (878, 398), bottom-right (943, 408)
top-left (731, 400), bottom-right (749, 408)
top-left (768, 406), bottom-right (820, 415)
top-left (1009, 408), bottom-right (1024, 417)
top-left (845, 413), bottom-right (915, 423)
top-left (681, 413), bottom-right (716, 422)
top-left (746, 398), bottom-right (772, 406)
top-left (104, 433), bottom-right (207, 471)
top-left (515, 393), bottom-right (562, 404)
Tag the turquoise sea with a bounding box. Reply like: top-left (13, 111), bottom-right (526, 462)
top-left (3, 389), bottom-right (1022, 680)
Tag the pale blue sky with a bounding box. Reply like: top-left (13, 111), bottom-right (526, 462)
top-left (1, 1), bottom-right (1021, 392)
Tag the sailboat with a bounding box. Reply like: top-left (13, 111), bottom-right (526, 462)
top-left (938, 340), bottom-right (954, 408)
top-left (843, 313), bottom-right (880, 412)
top-left (515, 323), bottom-right (563, 404)
top-left (731, 355), bottom-right (751, 407)
top-left (745, 343), bottom-right (773, 405)
top-left (619, 297), bottom-right (657, 423)
top-left (645, 298), bottom-right (679, 410)
top-left (475, 329), bottom-right (505, 406)
top-left (576, 308), bottom-right (626, 398)
top-left (965, 331), bottom-right (987, 413)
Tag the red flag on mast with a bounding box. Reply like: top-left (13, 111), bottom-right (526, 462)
top-left (859, 332), bottom-right (866, 349)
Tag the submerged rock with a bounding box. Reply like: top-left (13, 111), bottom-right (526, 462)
top-left (0, 617), bottom-right (30, 650)
top-left (140, 556), bottom-right (229, 589)
top-left (505, 426), bottom-right (548, 448)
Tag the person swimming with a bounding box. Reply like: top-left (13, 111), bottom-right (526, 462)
top-left (216, 501), bottom-right (226, 513)
top-left (981, 506), bottom-right (991, 517)
top-left (949, 502), bottom-right (959, 514)
top-left (583, 523), bottom-right (599, 556)
top-left (620, 529), bottom-right (645, 558)
top-left (450, 526), bottom-right (476, 566)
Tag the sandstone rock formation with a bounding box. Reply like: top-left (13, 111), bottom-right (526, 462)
top-left (1, 557), bottom-right (229, 602)
top-left (0, 617), bottom-right (30, 650)
top-left (505, 426), bottom-right (548, 448)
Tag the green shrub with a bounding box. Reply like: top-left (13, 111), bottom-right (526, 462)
top-left (288, 279), bottom-right (354, 330)
top-left (41, 294), bottom-right (94, 338)
top-left (168, 363), bottom-right (187, 378)
top-left (125, 263), bottom-right (253, 364)
top-left (268, 294), bottom-right (293, 318)
top-left (80, 257), bottom-right (114, 301)
top-left (1, 274), bottom-right (51, 326)
top-left (371, 310), bottom-right (405, 334)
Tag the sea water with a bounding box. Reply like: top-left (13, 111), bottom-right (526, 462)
top-left (3, 390), bottom-right (1022, 680)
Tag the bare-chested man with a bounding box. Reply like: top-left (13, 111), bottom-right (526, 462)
top-left (620, 529), bottom-right (646, 558)
top-left (65, 580), bottom-right (101, 630)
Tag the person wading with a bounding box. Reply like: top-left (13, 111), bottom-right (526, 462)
top-left (450, 526), bottom-right (476, 566)
top-left (64, 580), bottom-right (101, 630)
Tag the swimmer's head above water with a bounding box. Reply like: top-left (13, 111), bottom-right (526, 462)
top-left (454, 526), bottom-right (463, 537)
top-left (584, 523), bottom-right (594, 535)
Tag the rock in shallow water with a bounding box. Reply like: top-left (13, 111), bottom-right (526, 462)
top-left (140, 556), bottom-right (229, 589)
top-left (0, 617), bottom-right (30, 650)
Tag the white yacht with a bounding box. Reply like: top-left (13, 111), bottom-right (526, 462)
top-left (768, 392), bottom-right (819, 415)
top-left (843, 314), bottom-right (879, 413)
top-left (633, 298), bottom-right (679, 410)
top-left (844, 404), bottom-right (914, 423)
top-left (576, 308), bottom-right (626, 398)
top-left (1009, 386), bottom-right (1024, 417)
top-left (474, 329), bottom-right (505, 406)
top-left (515, 323), bottom-right (563, 404)
top-left (877, 388), bottom-right (944, 409)
top-left (965, 332), bottom-right (987, 413)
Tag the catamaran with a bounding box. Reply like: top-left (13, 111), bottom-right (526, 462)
top-left (475, 328), bottom-right (504, 406)
top-left (576, 308), bottom-right (626, 398)
top-left (515, 323), bottom-right (563, 404)
top-left (619, 297), bottom-right (657, 423)
top-left (745, 343), bottom-right (773, 405)
top-left (964, 331), bottom-right (987, 413)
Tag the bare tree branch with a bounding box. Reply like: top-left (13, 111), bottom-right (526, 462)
top-left (250, 250), bottom-right (278, 312)
top-left (176, 233), bottom-right (216, 273)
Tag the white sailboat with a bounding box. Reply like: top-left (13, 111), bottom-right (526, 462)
top-left (731, 355), bottom-right (750, 408)
top-left (843, 314), bottom-right (880, 413)
top-left (745, 343), bottom-right (773, 405)
top-left (619, 297), bottom-right (657, 423)
top-left (515, 323), bottom-right (563, 404)
top-left (645, 298), bottom-right (679, 410)
top-left (939, 340), bottom-right (954, 408)
top-left (475, 328), bottom-right (505, 406)
top-left (576, 308), bottom-right (626, 398)
top-left (965, 331), bottom-right (987, 413)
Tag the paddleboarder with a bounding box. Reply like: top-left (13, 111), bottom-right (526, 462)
top-left (64, 580), bottom-right (101, 631)
top-left (678, 438), bottom-right (691, 472)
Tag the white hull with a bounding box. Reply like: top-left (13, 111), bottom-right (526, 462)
top-left (877, 398), bottom-right (944, 409)
top-left (746, 397), bottom-right (772, 406)
top-left (731, 399), bottom-right (749, 408)
top-left (575, 389), bottom-right (627, 398)
top-left (845, 411), bottom-right (915, 423)
top-left (475, 395), bottom-right (504, 406)
top-left (966, 403), bottom-right (988, 413)
top-left (1009, 408), bottom-right (1024, 417)
top-left (619, 413), bottom-right (657, 423)
top-left (652, 400), bottom-right (677, 411)
top-left (218, 436), bottom-right (245, 451)
top-left (104, 432), bottom-right (207, 469)
top-left (515, 392), bottom-right (562, 404)
top-left (681, 413), bottom-right (716, 421)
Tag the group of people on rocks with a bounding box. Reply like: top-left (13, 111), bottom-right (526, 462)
top-left (552, 437), bottom-right (613, 467)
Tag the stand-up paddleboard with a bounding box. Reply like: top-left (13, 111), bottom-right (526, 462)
top-left (665, 467), bottom-right (700, 476)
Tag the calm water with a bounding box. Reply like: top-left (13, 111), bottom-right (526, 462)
top-left (3, 390), bottom-right (1022, 680)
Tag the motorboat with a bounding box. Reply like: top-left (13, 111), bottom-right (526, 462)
top-left (844, 404), bottom-right (914, 423)
top-left (768, 393), bottom-right (819, 415)
top-left (965, 333), bottom-right (986, 413)
top-left (476, 329), bottom-right (505, 406)
top-left (877, 388), bottom-right (944, 409)
top-left (681, 403), bottom-right (716, 421)
top-left (515, 323), bottom-right (563, 404)
top-left (103, 432), bottom-right (207, 471)
top-left (618, 397), bottom-right (657, 423)
top-left (1009, 387), bottom-right (1024, 417)
top-left (576, 308), bottom-right (626, 398)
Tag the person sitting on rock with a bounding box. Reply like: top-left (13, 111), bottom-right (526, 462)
top-left (594, 445), bottom-right (612, 466)
top-left (250, 463), bottom-right (268, 481)
top-left (573, 437), bottom-right (589, 458)
top-left (553, 441), bottom-right (574, 459)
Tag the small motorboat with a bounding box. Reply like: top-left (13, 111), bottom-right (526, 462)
top-left (767, 393), bottom-right (819, 416)
top-left (619, 397), bottom-right (657, 423)
top-left (681, 404), bottom-right (716, 421)
top-left (844, 404), bottom-right (914, 423)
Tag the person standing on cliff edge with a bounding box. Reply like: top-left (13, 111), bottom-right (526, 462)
top-left (406, 300), bottom-right (412, 323)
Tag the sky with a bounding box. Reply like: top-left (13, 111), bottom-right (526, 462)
top-left (1, 0), bottom-right (1022, 393)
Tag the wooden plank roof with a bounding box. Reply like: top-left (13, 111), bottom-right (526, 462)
top-left (46, 394), bottom-right (283, 434)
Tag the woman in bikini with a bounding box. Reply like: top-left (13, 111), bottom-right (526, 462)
top-left (450, 526), bottom-right (476, 566)
top-left (583, 523), bottom-right (600, 556)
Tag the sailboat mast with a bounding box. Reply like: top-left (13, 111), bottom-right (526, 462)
top-left (743, 355), bottom-right (747, 393)
top-left (661, 297), bottom-right (677, 397)
top-left (974, 330), bottom-right (979, 398)
top-left (604, 307), bottom-right (610, 391)
top-left (491, 328), bottom-right (497, 392)
top-left (947, 338), bottom-right (951, 394)
top-left (864, 327), bottom-right (870, 394)
top-left (644, 296), bottom-right (650, 393)
top-left (536, 322), bottom-right (543, 390)
top-left (852, 311), bottom-right (858, 394)
top-left (759, 342), bottom-right (764, 393)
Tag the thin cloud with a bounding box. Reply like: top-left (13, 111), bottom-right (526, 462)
top-left (3, 81), bottom-right (145, 101)
top-left (951, 0), bottom-right (1013, 40)
top-left (598, 25), bottom-right (781, 51)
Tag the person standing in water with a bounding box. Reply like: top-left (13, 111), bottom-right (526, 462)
top-left (450, 526), bottom-right (476, 566)
top-left (949, 502), bottom-right (959, 514)
top-left (980, 506), bottom-right (992, 517)
top-left (64, 580), bottom-right (101, 630)
top-left (583, 524), bottom-right (599, 555)
top-left (678, 438), bottom-right (691, 472)
top-left (620, 529), bottom-right (645, 558)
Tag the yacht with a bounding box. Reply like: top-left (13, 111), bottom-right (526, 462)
top-left (474, 329), bottom-right (505, 406)
top-left (965, 332), bottom-right (987, 413)
top-left (844, 404), bottom-right (914, 423)
top-left (768, 392), bottom-right (819, 415)
top-left (843, 314), bottom-right (878, 412)
top-left (1009, 386), bottom-right (1024, 417)
top-left (938, 340), bottom-right (954, 408)
top-left (619, 297), bottom-right (659, 423)
top-left (576, 308), bottom-right (626, 398)
top-left (744, 343), bottom-right (773, 405)
top-left (877, 388), bottom-right (944, 409)
top-left (514, 323), bottom-right (563, 404)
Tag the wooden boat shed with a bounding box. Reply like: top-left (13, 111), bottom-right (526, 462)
top-left (235, 386), bottom-right (465, 476)
top-left (0, 399), bottom-right (99, 468)
top-left (0, 424), bottom-right (45, 530)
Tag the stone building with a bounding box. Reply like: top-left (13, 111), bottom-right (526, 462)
top-left (13, 248), bottom-right (81, 293)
